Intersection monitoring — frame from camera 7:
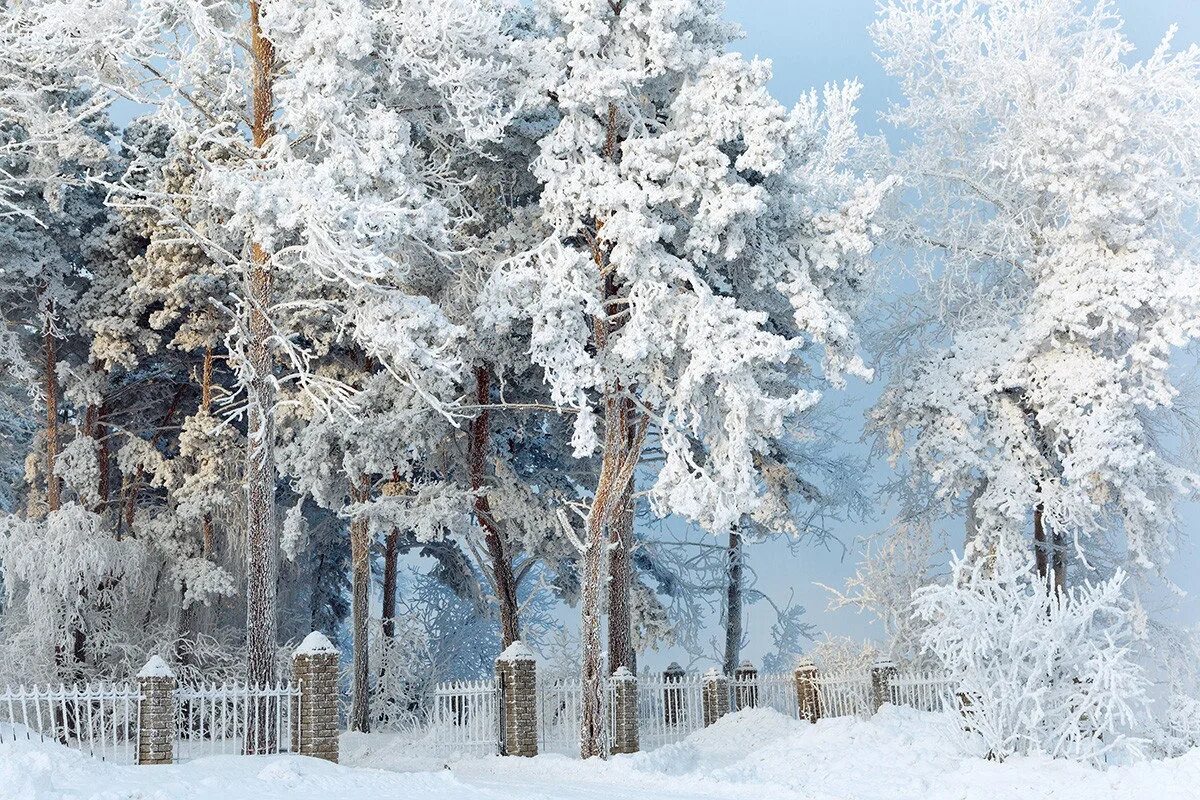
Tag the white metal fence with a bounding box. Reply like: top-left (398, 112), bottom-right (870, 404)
top-left (426, 678), bottom-right (499, 756)
top-left (174, 681), bottom-right (299, 761)
top-left (889, 670), bottom-right (955, 713)
top-left (637, 672), bottom-right (706, 749)
top-left (812, 671), bottom-right (876, 719)
top-left (0, 682), bottom-right (140, 764)
top-left (420, 666), bottom-right (958, 759)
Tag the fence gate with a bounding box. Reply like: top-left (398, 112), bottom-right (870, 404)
top-left (427, 678), bottom-right (500, 756)
top-left (174, 681), bottom-right (300, 761)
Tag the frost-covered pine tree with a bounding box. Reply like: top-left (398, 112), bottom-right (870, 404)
top-left (486, 0), bottom-right (889, 756)
top-left (23, 0), bottom-right (523, 700)
top-left (870, 0), bottom-right (1200, 586)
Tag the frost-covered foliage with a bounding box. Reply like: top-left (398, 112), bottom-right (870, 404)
top-left (915, 543), bottom-right (1149, 764)
top-left (484, 0), bottom-right (890, 531)
top-left (823, 521), bottom-right (943, 665)
top-left (871, 0), bottom-right (1200, 578)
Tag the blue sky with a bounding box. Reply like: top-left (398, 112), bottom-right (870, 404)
top-left (702, 0), bottom-right (1200, 669)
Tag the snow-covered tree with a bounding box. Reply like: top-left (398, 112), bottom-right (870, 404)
top-left (485, 0), bottom-right (889, 756)
top-left (870, 0), bottom-right (1200, 586)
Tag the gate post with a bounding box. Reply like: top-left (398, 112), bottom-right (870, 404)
top-left (701, 668), bottom-right (729, 727)
top-left (292, 632), bottom-right (340, 762)
top-left (733, 660), bottom-right (758, 710)
top-left (610, 667), bottom-right (639, 754)
top-left (870, 659), bottom-right (898, 714)
top-left (495, 641), bottom-right (538, 756)
top-left (794, 657), bottom-right (821, 723)
top-left (137, 656), bottom-right (176, 765)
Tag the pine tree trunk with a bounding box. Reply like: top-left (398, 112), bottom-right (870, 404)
top-left (1033, 502), bottom-right (1049, 582)
top-left (95, 401), bottom-right (110, 517)
top-left (579, 493), bottom-right (610, 759)
top-left (580, 98), bottom-right (644, 759)
top-left (581, 390), bottom-right (642, 758)
top-left (382, 529), bottom-right (398, 640)
top-left (200, 345), bottom-right (216, 559)
top-left (44, 306), bottom-right (60, 513)
top-left (469, 365), bottom-right (520, 648)
top-left (723, 527), bottom-right (743, 676)
top-left (606, 426), bottom-right (635, 674)
top-left (348, 475), bottom-right (372, 733)
top-left (1051, 529), bottom-right (1066, 593)
top-left (244, 2), bottom-right (279, 749)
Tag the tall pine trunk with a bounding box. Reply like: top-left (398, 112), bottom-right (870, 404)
top-left (607, 396), bottom-right (637, 675)
top-left (606, 486), bottom-right (634, 674)
top-left (200, 345), bottom-right (216, 558)
top-left (381, 530), bottom-right (398, 639)
top-left (43, 304), bottom-right (60, 513)
top-left (244, 2), bottom-right (279, 749)
top-left (580, 100), bottom-right (642, 759)
top-left (722, 527), bottom-right (743, 676)
top-left (348, 475), bottom-right (372, 733)
top-left (469, 365), bottom-right (520, 648)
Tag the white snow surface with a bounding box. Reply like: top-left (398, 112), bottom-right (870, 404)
top-left (4, 707), bottom-right (1198, 800)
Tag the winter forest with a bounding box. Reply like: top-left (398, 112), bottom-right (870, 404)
top-left (2, 0), bottom-right (1200, 796)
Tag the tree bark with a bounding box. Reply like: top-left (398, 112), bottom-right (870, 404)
top-left (1033, 502), bottom-right (1049, 582)
top-left (607, 396), bottom-right (637, 675)
top-left (381, 529), bottom-right (398, 640)
top-left (469, 365), bottom-right (520, 648)
top-left (200, 345), bottom-right (215, 559)
top-left (244, 0), bottom-right (279, 706)
top-left (722, 527), bottom-right (743, 676)
top-left (348, 475), bottom-right (372, 733)
top-left (44, 306), bottom-right (60, 513)
top-left (1051, 529), bottom-right (1066, 594)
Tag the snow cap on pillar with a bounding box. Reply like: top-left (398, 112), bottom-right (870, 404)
top-left (612, 665), bottom-right (634, 681)
top-left (295, 631), bottom-right (338, 656)
top-left (497, 640), bottom-right (536, 662)
top-left (137, 655), bottom-right (176, 679)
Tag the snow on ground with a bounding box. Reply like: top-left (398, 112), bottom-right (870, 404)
top-left (4, 707), bottom-right (1198, 800)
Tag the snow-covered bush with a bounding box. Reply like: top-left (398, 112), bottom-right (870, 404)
top-left (914, 545), bottom-right (1149, 764)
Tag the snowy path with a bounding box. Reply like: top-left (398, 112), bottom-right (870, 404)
top-left (3, 707), bottom-right (1198, 800)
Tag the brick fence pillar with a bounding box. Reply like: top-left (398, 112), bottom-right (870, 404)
top-left (292, 632), bottom-right (340, 762)
top-left (733, 660), bottom-right (758, 710)
top-left (137, 656), bottom-right (176, 765)
top-left (701, 668), bottom-right (729, 727)
top-left (662, 662), bottom-right (685, 726)
top-left (496, 641), bottom-right (537, 757)
top-left (794, 657), bottom-right (821, 723)
top-left (610, 667), bottom-right (639, 754)
top-left (870, 659), bottom-right (898, 714)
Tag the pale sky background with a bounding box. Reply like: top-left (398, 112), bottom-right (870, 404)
top-left (649, 0), bottom-right (1200, 671)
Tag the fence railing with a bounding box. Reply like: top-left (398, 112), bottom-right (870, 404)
top-left (0, 682), bottom-right (140, 764)
top-left (889, 670), bottom-right (955, 712)
top-left (422, 661), bottom-right (958, 760)
top-left (427, 678), bottom-right (499, 756)
top-left (174, 681), bottom-right (299, 761)
top-left (813, 671), bottom-right (876, 719)
top-left (637, 672), bottom-right (706, 749)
